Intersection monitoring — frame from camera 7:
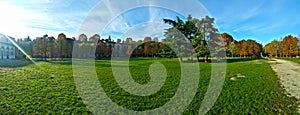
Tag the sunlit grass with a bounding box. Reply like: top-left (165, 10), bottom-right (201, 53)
top-left (0, 58), bottom-right (298, 114)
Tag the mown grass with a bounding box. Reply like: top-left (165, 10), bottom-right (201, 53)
top-left (0, 58), bottom-right (298, 114)
top-left (205, 59), bottom-right (298, 114)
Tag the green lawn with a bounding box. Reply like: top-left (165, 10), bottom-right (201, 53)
top-left (0, 58), bottom-right (298, 114)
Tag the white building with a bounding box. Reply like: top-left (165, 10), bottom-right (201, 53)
top-left (0, 33), bottom-right (15, 59)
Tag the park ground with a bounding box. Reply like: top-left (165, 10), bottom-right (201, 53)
top-left (269, 58), bottom-right (300, 113)
top-left (0, 58), bottom-right (299, 114)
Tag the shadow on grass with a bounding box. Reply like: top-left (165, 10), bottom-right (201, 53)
top-left (0, 59), bottom-right (34, 68)
top-left (48, 61), bottom-right (73, 65)
top-left (226, 58), bottom-right (261, 63)
top-left (34, 57), bottom-right (264, 66)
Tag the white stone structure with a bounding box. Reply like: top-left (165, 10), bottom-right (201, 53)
top-left (0, 33), bottom-right (15, 59)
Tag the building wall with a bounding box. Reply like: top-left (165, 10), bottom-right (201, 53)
top-left (0, 36), bottom-right (15, 59)
top-left (0, 44), bottom-right (15, 59)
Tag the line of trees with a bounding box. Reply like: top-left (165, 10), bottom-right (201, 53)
top-left (158, 15), bottom-right (262, 61)
top-left (16, 33), bottom-right (75, 60)
top-left (15, 15), bottom-right (266, 62)
top-left (16, 33), bottom-right (165, 60)
top-left (264, 35), bottom-right (299, 57)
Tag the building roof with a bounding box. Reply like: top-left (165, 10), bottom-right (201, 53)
top-left (0, 33), bottom-right (14, 46)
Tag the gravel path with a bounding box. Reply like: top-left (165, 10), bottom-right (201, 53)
top-left (268, 59), bottom-right (300, 111)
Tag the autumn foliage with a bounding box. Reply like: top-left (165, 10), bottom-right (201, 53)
top-left (15, 15), bottom-right (300, 60)
top-left (219, 33), bottom-right (262, 58)
top-left (264, 35), bottom-right (299, 57)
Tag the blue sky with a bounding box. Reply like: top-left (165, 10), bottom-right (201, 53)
top-left (201, 0), bottom-right (300, 44)
top-left (0, 0), bottom-right (300, 45)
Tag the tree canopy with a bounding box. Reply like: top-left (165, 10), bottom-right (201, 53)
top-left (15, 15), bottom-right (300, 61)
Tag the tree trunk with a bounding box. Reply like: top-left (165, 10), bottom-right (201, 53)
top-left (204, 55), bottom-right (208, 63)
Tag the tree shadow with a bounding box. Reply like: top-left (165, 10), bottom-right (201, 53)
top-left (0, 59), bottom-right (34, 68)
top-left (226, 58), bottom-right (261, 63)
top-left (48, 61), bottom-right (73, 65)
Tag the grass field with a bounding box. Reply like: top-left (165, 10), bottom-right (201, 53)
top-left (0, 58), bottom-right (298, 114)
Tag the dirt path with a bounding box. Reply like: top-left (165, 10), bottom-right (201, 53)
top-left (268, 59), bottom-right (300, 111)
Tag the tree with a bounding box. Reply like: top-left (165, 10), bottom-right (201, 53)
top-left (144, 42), bottom-right (150, 57)
top-left (125, 37), bottom-right (133, 43)
top-left (126, 44), bottom-right (132, 56)
top-left (153, 37), bottom-right (159, 42)
top-left (194, 16), bottom-right (220, 61)
top-left (96, 39), bottom-right (106, 58)
top-left (16, 36), bottom-right (34, 59)
top-left (143, 37), bottom-right (152, 42)
top-left (163, 15), bottom-right (219, 62)
top-left (246, 39), bottom-right (261, 57)
top-left (78, 34), bottom-right (88, 42)
top-left (163, 16), bottom-right (197, 61)
top-left (141, 37), bottom-right (153, 57)
top-left (238, 40), bottom-right (247, 57)
top-left (282, 35), bottom-right (299, 57)
top-left (33, 34), bottom-right (55, 60)
top-left (159, 44), bottom-right (176, 58)
top-left (116, 39), bottom-right (121, 43)
top-left (55, 33), bottom-right (74, 58)
top-left (89, 34), bottom-right (101, 42)
top-left (56, 33), bottom-right (66, 58)
top-left (47, 36), bottom-right (56, 58)
top-left (220, 33), bottom-right (234, 56)
top-left (264, 40), bottom-right (281, 57)
top-left (152, 42), bottom-right (160, 57)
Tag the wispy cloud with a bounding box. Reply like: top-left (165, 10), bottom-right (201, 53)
top-left (79, 0), bottom-right (210, 40)
top-left (202, 0), bottom-right (300, 45)
top-left (0, 0), bottom-right (97, 38)
top-left (9, 0), bottom-right (300, 46)
top-left (240, 3), bottom-right (263, 20)
top-left (120, 22), bottom-right (171, 40)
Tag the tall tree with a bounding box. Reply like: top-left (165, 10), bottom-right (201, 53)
top-left (89, 34), bottom-right (101, 42)
top-left (78, 34), bottom-right (88, 42)
top-left (153, 37), bottom-right (159, 42)
top-left (47, 36), bottom-right (56, 58)
top-left (282, 35), bottom-right (299, 57)
top-left (143, 37), bottom-right (152, 42)
top-left (194, 16), bottom-right (220, 61)
top-left (33, 34), bottom-right (52, 60)
top-left (264, 39), bottom-right (286, 57)
top-left (55, 33), bottom-right (74, 58)
top-left (16, 36), bottom-right (34, 59)
top-left (163, 16), bottom-right (197, 61)
top-left (163, 15), bottom-right (219, 62)
top-left (229, 41), bottom-right (238, 57)
top-left (220, 33), bottom-right (234, 56)
top-left (238, 40), bottom-right (247, 57)
top-left (125, 37), bottom-right (133, 43)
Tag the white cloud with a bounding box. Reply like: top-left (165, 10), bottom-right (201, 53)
top-left (120, 22), bottom-right (171, 40)
top-left (240, 3), bottom-right (263, 20)
top-left (0, 1), bottom-right (43, 38)
top-left (0, 0), bottom-right (92, 39)
top-left (78, 0), bottom-right (209, 39)
top-left (1, 0), bottom-right (210, 40)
